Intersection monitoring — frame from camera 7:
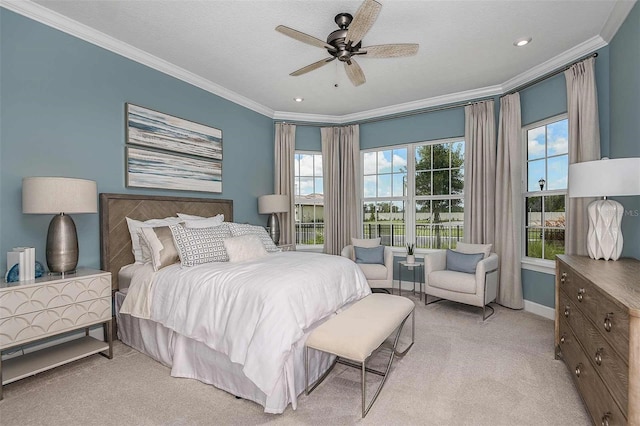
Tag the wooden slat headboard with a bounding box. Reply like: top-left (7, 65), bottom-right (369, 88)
top-left (99, 193), bottom-right (233, 290)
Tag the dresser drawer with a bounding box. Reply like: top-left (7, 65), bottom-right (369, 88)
top-left (0, 297), bottom-right (111, 349)
top-left (0, 274), bottom-right (111, 319)
top-left (558, 318), bottom-right (627, 426)
top-left (559, 290), bottom-right (629, 414)
top-left (560, 269), bottom-right (630, 364)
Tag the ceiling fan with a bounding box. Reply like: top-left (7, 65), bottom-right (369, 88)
top-left (275, 0), bottom-right (419, 87)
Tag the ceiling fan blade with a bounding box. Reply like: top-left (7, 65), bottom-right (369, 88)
top-left (290, 57), bottom-right (336, 76)
top-left (276, 25), bottom-right (335, 51)
top-left (345, 59), bottom-right (366, 86)
top-left (346, 0), bottom-right (382, 46)
top-left (362, 44), bottom-right (419, 58)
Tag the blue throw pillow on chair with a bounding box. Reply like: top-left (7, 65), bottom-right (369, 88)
top-left (354, 245), bottom-right (385, 265)
top-left (446, 249), bottom-right (484, 274)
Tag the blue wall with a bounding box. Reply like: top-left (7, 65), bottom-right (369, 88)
top-left (609, 2), bottom-right (640, 259)
top-left (0, 10), bottom-right (274, 271)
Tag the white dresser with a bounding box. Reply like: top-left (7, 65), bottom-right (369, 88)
top-left (0, 269), bottom-right (113, 399)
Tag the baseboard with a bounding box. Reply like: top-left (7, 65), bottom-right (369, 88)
top-left (524, 300), bottom-right (555, 320)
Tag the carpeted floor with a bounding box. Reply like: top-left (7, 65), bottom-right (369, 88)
top-left (0, 296), bottom-right (590, 425)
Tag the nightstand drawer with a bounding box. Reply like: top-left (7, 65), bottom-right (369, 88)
top-left (0, 274), bottom-right (111, 319)
top-left (0, 297), bottom-right (111, 349)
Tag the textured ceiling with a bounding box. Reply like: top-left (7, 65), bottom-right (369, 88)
top-left (20, 0), bottom-right (635, 120)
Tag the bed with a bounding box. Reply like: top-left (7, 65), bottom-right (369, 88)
top-left (99, 193), bottom-right (371, 413)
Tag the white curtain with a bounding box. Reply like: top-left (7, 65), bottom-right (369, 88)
top-left (274, 123), bottom-right (296, 245)
top-left (464, 100), bottom-right (496, 244)
top-left (321, 125), bottom-right (360, 255)
top-left (495, 93), bottom-right (524, 309)
top-left (565, 57), bottom-right (601, 255)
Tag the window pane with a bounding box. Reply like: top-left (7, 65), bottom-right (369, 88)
top-left (294, 155), bottom-right (300, 175)
top-left (298, 154), bottom-right (314, 177)
top-left (314, 154), bottom-right (323, 176)
top-left (433, 170), bottom-right (450, 195)
top-left (363, 152), bottom-right (377, 175)
top-left (378, 151), bottom-right (392, 173)
top-left (526, 227), bottom-right (543, 259)
top-left (314, 177), bottom-right (323, 195)
top-left (527, 125), bottom-right (546, 160)
top-left (299, 177), bottom-right (313, 196)
top-left (392, 148), bottom-right (407, 173)
top-left (377, 174), bottom-right (392, 197)
top-left (547, 120), bottom-right (568, 156)
top-left (390, 201), bottom-right (406, 247)
top-left (451, 168), bottom-right (464, 194)
top-left (363, 176), bottom-right (376, 198)
top-left (392, 173), bottom-right (407, 197)
top-left (547, 155), bottom-right (568, 190)
top-left (415, 171), bottom-right (431, 196)
top-left (415, 200), bottom-right (431, 248)
top-left (544, 195), bottom-right (565, 227)
top-left (452, 140), bottom-right (465, 163)
top-left (433, 144), bottom-right (450, 169)
top-left (527, 159), bottom-right (545, 192)
top-left (415, 145), bottom-right (431, 171)
top-left (526, 196), bottom-right (542, 227)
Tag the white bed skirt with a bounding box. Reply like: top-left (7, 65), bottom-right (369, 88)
top-left (115, 290), bottom-right (335, 414)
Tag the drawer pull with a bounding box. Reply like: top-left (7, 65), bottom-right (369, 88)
top-left (560, 272), bottom-right (567, 283)
top-left (575, 363), bottom-right (583, 377)
top-left (577, 288), bottom-right (585, 302)
top-left (604, 313), bottom-right (613, 332)
top-left (601, 412), bottom-right (611, 426)
top-left (594, 348), bottom-right (603, 366)
top-left (564, 305), bottom-right (570, 318)
top-left (560, 334), bottom-right (566, 344)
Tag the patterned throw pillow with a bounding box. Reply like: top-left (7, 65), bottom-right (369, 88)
top-left (227, 223), bottom-right (279, 252)
top-left (169, 223), bottom-right (231, 266)
top-left (139, 226), bottom-right (180, 271)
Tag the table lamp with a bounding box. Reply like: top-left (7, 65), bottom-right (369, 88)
top-left (568, 157), bottom-right (640, 261)
top-left (258, 194), bottom-right (289, 244)
top-left (22, 177), bottom-right (98, 274)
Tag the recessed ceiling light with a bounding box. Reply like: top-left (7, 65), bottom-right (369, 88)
top-left (294, 97), bottom-right (304, 102)
top-left (514, 37), bottom-right (532, 47)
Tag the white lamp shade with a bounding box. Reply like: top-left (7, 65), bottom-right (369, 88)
top-left (569, 158), bottom-right (640, 198)
top-left (258, 194), bottom-right (289, 214)
top-left (23, 177), bottom-right (98, 214)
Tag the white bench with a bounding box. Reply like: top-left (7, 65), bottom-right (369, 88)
top-left (304, 293), bottom-right (415, 417)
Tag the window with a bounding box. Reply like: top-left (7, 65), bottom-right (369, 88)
top-left (362, 138), bottom-right (465, 249)
top-left (294, 152), bottom-right (323, 247)
top-left (523, 115), bottom-right (568, 261)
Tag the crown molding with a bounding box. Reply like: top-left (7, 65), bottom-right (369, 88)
top-left (600, 0), bottom-right (637, 43)
top-left (0, 0), bottom-right (275, 118)
top-left (501, 35), bottom-right (608, 93)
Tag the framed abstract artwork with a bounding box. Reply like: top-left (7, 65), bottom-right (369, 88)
top-left (126, 146), bottom-right (222, 193)
top-left (126, 103), bottom-right (222, 160)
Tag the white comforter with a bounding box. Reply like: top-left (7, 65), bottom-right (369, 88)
top-left (120, 251), bottom-right (370, 397)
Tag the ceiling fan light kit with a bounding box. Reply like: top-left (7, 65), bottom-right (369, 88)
top-left (275, 0), bottom-right (418, 87)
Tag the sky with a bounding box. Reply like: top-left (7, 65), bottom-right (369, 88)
top-left (527, 119), bottom-right (568, 192)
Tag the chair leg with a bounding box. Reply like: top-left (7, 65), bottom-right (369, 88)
top-left (482, 303), bottom-right (495, 321)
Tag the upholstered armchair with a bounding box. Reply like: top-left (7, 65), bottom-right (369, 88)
top-left (424, 243), bottom-right (499, 320)
top-left (341, 243), bottom-right (394, 292)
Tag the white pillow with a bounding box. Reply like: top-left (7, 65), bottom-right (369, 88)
top-left (169, 223), bottom-right (231, 266)
top-left (352, 238), bottom-right (381, 248)
top-left (126, 216), bottom-right (183, 263)
top-left (177, 212), bottom-right (224, 225)
top-left (139, 226), bottom-right (180, 271)
top-left (223, 235), bottom-right (268, 263)
top-left (228, 223), bottom-right (279, 252)
top-left (454, 242), bottom-right (492, 259)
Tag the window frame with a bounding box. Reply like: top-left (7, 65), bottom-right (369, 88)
top-left (293, 150), bottom-right (324, 250)
top-left (521, 113), bottom-right (568, 273)
top-left (360, 136), bottom-right (465, 252)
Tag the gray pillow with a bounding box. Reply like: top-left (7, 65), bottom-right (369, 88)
top-left (354, 245), bottom-right (385, 265)
top-left (446, 249), bottom-right (484, 274)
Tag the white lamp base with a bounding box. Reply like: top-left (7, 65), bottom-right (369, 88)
top-left (586, 199), bottom-right (624, 261)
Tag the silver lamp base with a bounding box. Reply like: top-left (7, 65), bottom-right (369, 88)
top-left (46, 213), bottom-right (79, 274)
top-left (266, 213), bottom-right (281, 245)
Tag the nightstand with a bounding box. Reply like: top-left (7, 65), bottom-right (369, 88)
top-left (0, 268), bottom-right (113, 399)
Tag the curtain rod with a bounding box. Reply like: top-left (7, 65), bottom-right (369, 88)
top-left (276, 51), bottom-right (598, 127)
top-left (502, 52), bottom-right (598, 97)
